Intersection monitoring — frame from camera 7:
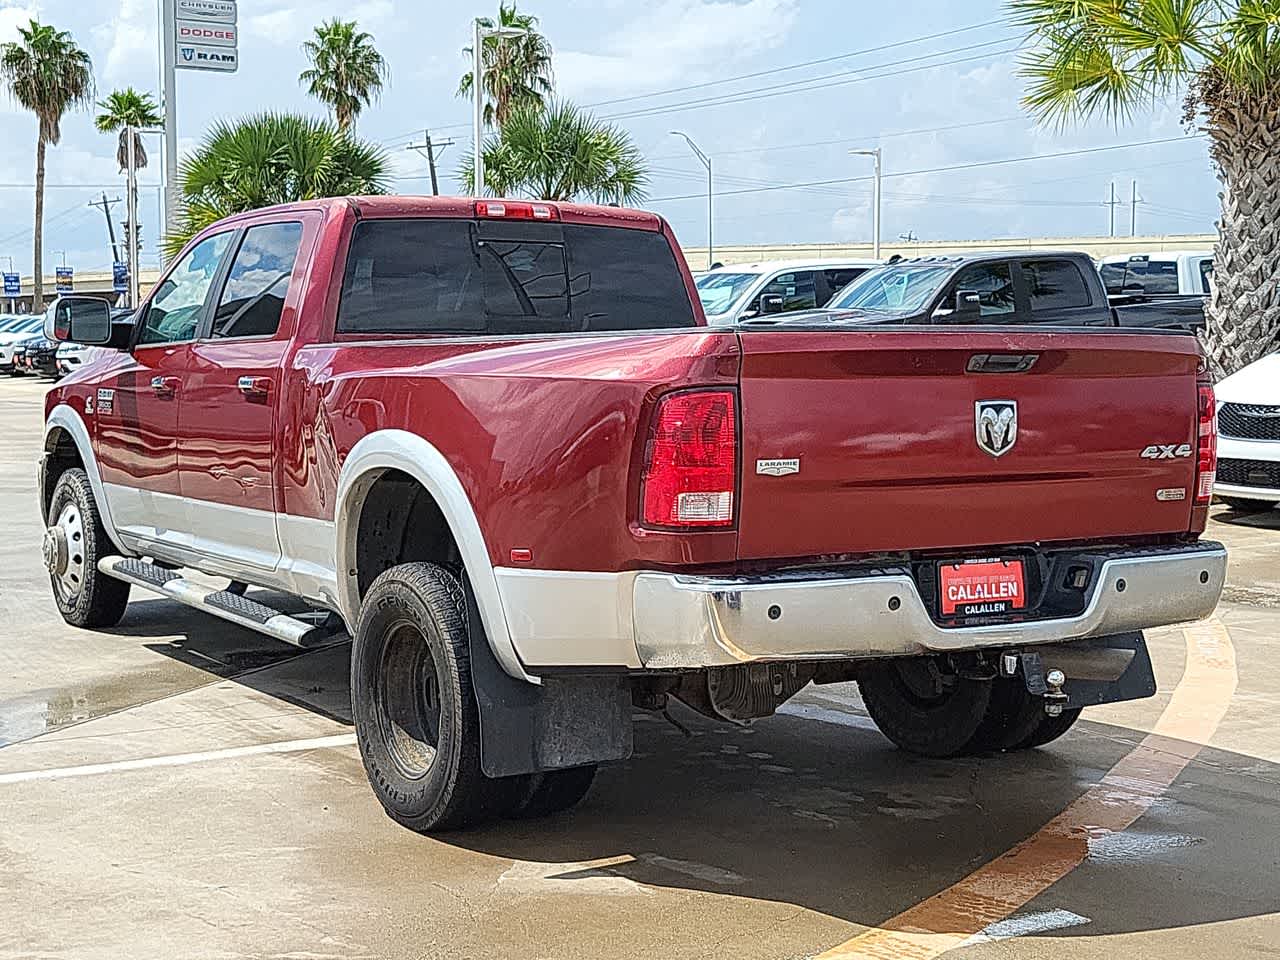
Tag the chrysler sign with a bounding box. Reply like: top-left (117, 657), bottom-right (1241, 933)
top-left (177, 0), bottom-right (236, 22)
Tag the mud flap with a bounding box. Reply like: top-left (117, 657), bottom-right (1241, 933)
top-left (1032, 631), bottom-right (1157, 709)
top-left (465, 577), bottom-right (633, 778)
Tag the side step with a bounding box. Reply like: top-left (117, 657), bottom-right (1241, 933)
top-left (99, 556), bottom-right (344, 648)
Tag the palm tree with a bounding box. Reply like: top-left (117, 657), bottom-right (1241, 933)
top-left (300, 19), bottom-right (388, 132)
top-left (95, 88), bottom-right (162, 171)
top-left (1010, 0), bottom-right (1280, 375)
top-left (457, 2), bottom-right (554, 128)
top-left (166, 112), bottom-right (390, 256)
top-left (460, 100), bottom-right (647, 204)
top-left (1, 20), bottom-right (93, 308)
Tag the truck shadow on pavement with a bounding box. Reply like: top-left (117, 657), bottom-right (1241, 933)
top-left (118, 595), bottom-right (1280, 943)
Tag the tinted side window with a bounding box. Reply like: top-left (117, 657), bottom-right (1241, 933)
top-left (338, 219), bottom-right (484, 335)
top-left (952, 262), bottom-right (1015, 316)
top-left (761, 271), bottom-right (818, 311)
top-left (1199, 259), bottom-right (1214, 293)
top-left (212, 222), bottom-right (304, 339)
top-left (138, 233), bottom-right (232, 345)
top-left (1021, 260), bottom-right (1091, 310)
top-left (563, 224), bottom-right (696, 330)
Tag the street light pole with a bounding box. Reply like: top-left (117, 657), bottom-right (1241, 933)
top-left (850, 148), bottom-right (883, 259)
top-left (671, 131), bottom-right (712, 270)
top-left (127, 127), bottom-right (140, 310)
top-left (471, 20), bottom-right (529, 197)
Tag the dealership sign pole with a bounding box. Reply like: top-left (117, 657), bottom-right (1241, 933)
top-left (161, 0), bottom-right (238, 260)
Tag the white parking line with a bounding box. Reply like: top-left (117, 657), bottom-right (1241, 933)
top-left (0, 733), bottom-right (357, 785)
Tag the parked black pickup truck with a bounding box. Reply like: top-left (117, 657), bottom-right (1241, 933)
top-left (746, 251), bottom-right (1205, 331)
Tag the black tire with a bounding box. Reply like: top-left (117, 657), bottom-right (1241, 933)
top-left (965, 677), bottom-right (1046, 753)
top-left (1218, 496), bottom-right (1278, 512)
top-left (507, 765), bottom-right (597, 820)
top-left (351, 561), bottom-right (509, 832)
top-left (858, 659), bottom-right (993, 758)
top-left (45, 468), bottom-right (130, 628)
top-left (1014, 707), bottom-right (1082, 749)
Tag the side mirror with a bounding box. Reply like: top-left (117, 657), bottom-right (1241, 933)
top-left (933, 290), bottom-right (983, 323)
top-left (45, 296), bottom-right (112, 345)
top-left (759, 294), bottom-right (785, 315)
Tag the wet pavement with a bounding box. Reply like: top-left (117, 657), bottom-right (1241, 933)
top-left (2, 376), bottom-right (1278, 959)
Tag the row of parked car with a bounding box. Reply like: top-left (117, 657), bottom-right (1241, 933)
top-left (692, 249), bottom-right (1214, 328)
top-left (0, 314), bottom-right (106, 379)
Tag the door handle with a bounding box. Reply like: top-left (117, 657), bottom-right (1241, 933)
top-left (237, 376), bottom-right (271, 398)
top-left (150, 376), bottom-right (179, 396)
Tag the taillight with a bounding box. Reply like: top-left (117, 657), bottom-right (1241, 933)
top-left (641, 390), bottom-right (737, 528)
top-left (474, 200), bottom-right (558, 221)
top-left (1195, 382), bottom-right (1217, 505)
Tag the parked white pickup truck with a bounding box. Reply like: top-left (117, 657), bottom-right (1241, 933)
top-left (1099, 252), bottom-right (1214, 296)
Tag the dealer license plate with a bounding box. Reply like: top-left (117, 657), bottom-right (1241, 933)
top-left (939, 559), bottom-right (1026, 617)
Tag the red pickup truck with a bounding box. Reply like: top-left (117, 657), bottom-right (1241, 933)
top-left (39, 196), bottom-right (1226, 832)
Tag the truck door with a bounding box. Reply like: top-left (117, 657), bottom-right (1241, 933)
top-left (176, 219), bottom-right (309, 572)
top-left (1015, 257), bottom-right (1110, 326)
top-left (94, 231), bottom-right (235, 552)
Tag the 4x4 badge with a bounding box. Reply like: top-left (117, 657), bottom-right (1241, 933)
top-left (975, 400), bottom-right (1018, 458)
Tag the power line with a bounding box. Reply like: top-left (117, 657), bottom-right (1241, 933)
top-left (588, 21), bottom-right (1009, 110)
top-left (374, 21), bottom-right (1018, 148)
top-left (645, 136), bottom-right (1201, 203)
top-left (598, 42), bottom-right (1022, 122)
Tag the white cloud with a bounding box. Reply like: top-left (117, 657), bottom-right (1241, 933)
top-left (557, 0), bottom-right (797, 99)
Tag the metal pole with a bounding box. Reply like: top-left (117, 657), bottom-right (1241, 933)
top-left (161, 0), bottom-right (178, 253)
top-left (871, 147), bottom-right (882, 260)
top-left (1131, 179), bottom-right (1139, 237)
top-left (1109, 182), bottom-right (1117, 237)
top-left (472, 18), bottom-right (484, 197)
top-left (127, 127), bottom-right (140, 310)
top-left (706, 156), bottom-right (713, 270)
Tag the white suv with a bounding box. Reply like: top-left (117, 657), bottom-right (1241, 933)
top-left (694, 259), bottom-right (882, 324)
top-left (0, 316), bottom-right (46, 375)
top-left (1214, 351), bottom-right (1280, 511)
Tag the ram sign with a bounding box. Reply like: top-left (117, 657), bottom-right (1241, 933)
top-left (177, 43), bottom-right (238, 72)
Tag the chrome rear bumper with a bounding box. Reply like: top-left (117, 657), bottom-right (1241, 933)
top-left (632, 544), bottom-right (1227, 669)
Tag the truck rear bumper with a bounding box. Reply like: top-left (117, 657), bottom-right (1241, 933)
top-left (631, 543), bottom-right (1226, 669)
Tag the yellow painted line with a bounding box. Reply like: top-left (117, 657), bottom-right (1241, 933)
top-left (817, 618), bottom-right (1237, 960)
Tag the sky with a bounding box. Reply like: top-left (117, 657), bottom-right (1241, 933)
top-left (0, 0), bottom-right (1222, 277)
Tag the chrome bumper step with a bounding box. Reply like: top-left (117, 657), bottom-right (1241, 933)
top-left (99, 556), bottom-right (344, 648)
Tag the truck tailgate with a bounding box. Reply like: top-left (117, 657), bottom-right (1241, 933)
top-left (736, 329), bottom-right (1202, 560)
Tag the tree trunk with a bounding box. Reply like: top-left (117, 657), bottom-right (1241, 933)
top-left (1198, 81), bottom-right (1280, 377)
top-left (32, 137), bottom-right (44, 309)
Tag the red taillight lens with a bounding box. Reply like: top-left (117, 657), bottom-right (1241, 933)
top-left (641, 390), bottom-right (737, 528)
top-left (1195, 382), bottom-right (1217, 505)
top-left (474, 200), bottom-right (558, 221)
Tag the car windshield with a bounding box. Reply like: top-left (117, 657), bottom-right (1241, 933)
top-left (828, 264), bottom-right (955, 313)
top-left (695, 272), bottom-right (759, 315)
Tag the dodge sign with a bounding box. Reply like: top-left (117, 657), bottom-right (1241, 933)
top-left (177, 20), bottom-right (236, 46)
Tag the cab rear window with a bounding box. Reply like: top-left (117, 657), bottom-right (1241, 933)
top-left (337, 218), bottom-right (697, 336)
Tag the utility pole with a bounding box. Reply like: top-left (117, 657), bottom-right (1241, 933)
top-left (851, 148), bottom-right (883, 259)
top-left (88, 193), bottom-right (123, 263)
top-left (1130, 179), bottom-right (1142, 237)
top-left (407, 130), bottom-right (455, 196)
top-left (1108, 181), bottom-right (1119, 237)
top-left (127, 127), bottom-right (141, 310)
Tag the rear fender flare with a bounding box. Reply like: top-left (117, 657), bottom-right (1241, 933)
top-left (44, 404), bottom-right (128, 551)
top-left (335, 429), bottom-right (537, 685)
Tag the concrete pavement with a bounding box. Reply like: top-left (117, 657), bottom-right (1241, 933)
top-left (1, 376), bottom-right (1278, 960)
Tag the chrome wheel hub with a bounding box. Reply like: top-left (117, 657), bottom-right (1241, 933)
top-left (46, 504), bottom-right (85, 601)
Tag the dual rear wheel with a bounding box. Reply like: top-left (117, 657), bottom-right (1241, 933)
top-left (350, 562), bottom-right (595, 833)
top-left (858, 659), bottom-right (1081, 758)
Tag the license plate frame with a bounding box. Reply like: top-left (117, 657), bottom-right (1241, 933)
top-left (938, 558), bottom-right (1027, 618)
